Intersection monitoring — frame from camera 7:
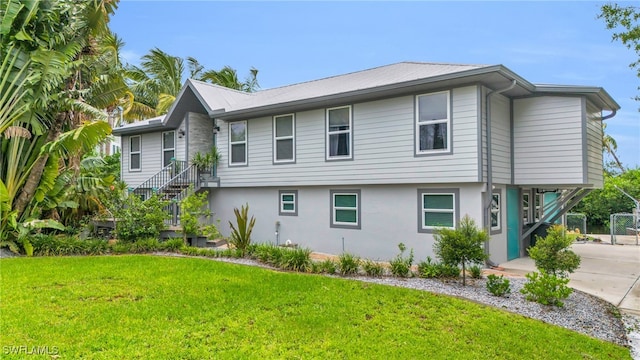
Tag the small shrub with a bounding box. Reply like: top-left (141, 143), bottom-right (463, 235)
top-left (486, 274), bottom-right (511, 297)
top-left (114, 194), bottom-right (168, 242)
top-left (318, 259), bottom-right (338, 274)
top-left (110, 242), bottom-right (132, 254)
top-left (254, 244), bottom-right (283, 266)
top-left (520, 271), bottom-right (572, 307)
top-left (338, 253), bottom-right (360, 276)
top-left (179, 187), bottom-right (212, 244)
top-left (228, 204), bottom-right (256, 257)
top-left (417, 257), bottom-right (459, 279)
top-left (129, 238), bottom-right (161, 253)
top-left (528, 225), bottom-right (581, 277)
top-left (279, 248), bottom-right (312, 272)
top-left (469, 264), bottom-right (483, 279)
top-left (160, 238), bottom-right (185, 252)
top-left (389, 243), bottom-right (414, 278)
top-left (362, 259), bottom-right (384, 277)
top-left (31, 235), bottom-right (109, 256)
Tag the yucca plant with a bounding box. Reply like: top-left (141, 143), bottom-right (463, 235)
top-left (228, 204), bottom-right (256, 257)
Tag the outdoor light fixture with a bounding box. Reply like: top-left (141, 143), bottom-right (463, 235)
top-left (178, 129), bottom-right (185, 138)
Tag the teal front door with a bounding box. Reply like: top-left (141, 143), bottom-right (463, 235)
top-left (507, 188), bottom-right (520, 260)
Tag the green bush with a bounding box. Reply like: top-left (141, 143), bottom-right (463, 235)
top-left (253, 243), bottom-right (283, 266)
top-left (110, 242), bottom-right (132, 254)
top-left (528, 225), bottom-right (581, 277)
top-left (129, 238), bottom-right (161, 253)
top-left (338, 253), bottom-right (361, 276)
top-left (469, 264), bottom-right (483, 279)
top-left (114, 194), bottom-right (168, 242)
top-left (486, 274), bottom-right (511, 297)
top-left (31, 235), bottom-right (109, 256)
top-left (417, 257), bottom-right (459, 279)
top-left (389, 243), bottom-right (414, 278)
top-left (433, 215), bottom-right (488, 286)
top-left (520, 271), bottom-right (572, 307)
top-left (160, 238), bottom-right (185, 252)
top-left (228, 204), bottom-right (256, 257)
top-left (362, 259), bottom-right (384, 277)
top-left (279, 248), bottom-right (312, 272)
top-left (318, 259), bottom-right (338, 274)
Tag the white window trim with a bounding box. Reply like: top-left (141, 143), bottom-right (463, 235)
top-left (330, 190), bottom-right (361, 229)
top-left (326, 105), bottom-right (353, 160)
top-left (415, 90), bottom-right (451, 155)
top-left (522, 193), bottom-right (530, 223)
top-left (279, 190), bottom-right (297, 216)
top-left (421, 193), bottom-right (455, 230)
top-left (129, 135), bottom-right (141, 172)
top-left (273, 114), bottom-right (295, 163)
top-left (229, 121), bottom-right (247, 166)
top-left (162, 131), bottom-right (175, 167)
top-left (491, 192), bottom-right (501, 232)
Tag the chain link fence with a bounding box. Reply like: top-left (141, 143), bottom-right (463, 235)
top-left (564, 213), bottom-right (587, 235)
top-left (610, 213), bottom-right (639, 245)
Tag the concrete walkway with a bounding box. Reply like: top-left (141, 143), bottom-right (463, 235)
top-left (499, 239), bottom-right (640, 315)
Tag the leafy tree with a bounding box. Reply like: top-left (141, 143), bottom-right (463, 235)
top-left (528, 225), bottom-right (581, 277)
top-left (114, 194), bottom-right (168, 242)
top-left (179, 187), bottom-right (212, 244)
top-left (573, 168), bottom-right (640, 229)
top-left (433, 215), bottom-right (488, 286)
top-left (600, 3), bottom-right (640, 103)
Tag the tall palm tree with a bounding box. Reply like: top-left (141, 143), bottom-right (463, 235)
top-left (602, 123), bottom-right (625, 173)
top-left (198, 65), bottom-right (259, 93)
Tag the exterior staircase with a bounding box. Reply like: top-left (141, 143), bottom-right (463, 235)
top-left (130, 160), bottom-right (200, 225)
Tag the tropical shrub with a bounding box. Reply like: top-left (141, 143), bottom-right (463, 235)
top-left (31, 235), bottom-right (108, 256)
top-left (338, 253), bottom-right (361, 275)
top-left (417, 257), bottom-right (460, 279)
top-left (318, 259), bottom-right (338, 275)
top-left (279, 248), bottom-right (312, 272)
top-left (228, 204), bottom-right (256, 256)
top-left (389, 243), bottom-right (414, 278)
top-left (469, 264), bottom-right (483, 279)
top-left (160, 238), bottom-right (186, 252)
top-left (434, 215), bottom-right (488, 286)
top-left (129, 238), bottom-right (161, 253)
top-left (114, 194), bottom-right (168, 242)
top-left (179, 187), bottom-right (217, 244)
top-left (362, 259), bottom-right (384, 277)
top-left (528, 225), bottom-right (581, 277)
top-left (520, 271), bottom-right (572, 307)
top-left (486, 274), bottom-right (511, 297)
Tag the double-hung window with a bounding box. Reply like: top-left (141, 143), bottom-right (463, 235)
top-left (491, 192), bottom-right (501, 232)
top-left (129, 135), bottom-right (141, 171)
top-left (162, 131), bottom-right (175, 167)
top-left (229, 121), bottom-right (247, 166)
top-left (418, 189), bottom-right (458, 233)
top-left (416, 91), bottom-right (450, 154)
top-left (326, 106), bottom-right (352, 160)
top-left (274, 114), bottom-right (295, 163)
top-left (330, 190), bottom-right (360, 229)
top-left (279, 190), bottom-right (297, 216)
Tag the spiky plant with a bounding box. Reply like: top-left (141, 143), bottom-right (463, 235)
top-left (228, 204), bottom-right (256, 257)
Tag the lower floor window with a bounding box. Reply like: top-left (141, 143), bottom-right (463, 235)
top-left (418, 189), bottom-right (459, 233)
top-left (330, 190), bottom-right (360, 229)
top-left (279, 190), bottom-right (298, 216)
top-left (491, 192), bottom-right (501, 231)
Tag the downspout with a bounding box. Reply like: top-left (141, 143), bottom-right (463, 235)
top-left (601, 109), bottom-right (617, 121)
top-left (484, 79), bottom-right (517, 266)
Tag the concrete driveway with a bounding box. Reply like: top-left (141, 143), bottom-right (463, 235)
top-left (499, 238), bottom-right (640, 315)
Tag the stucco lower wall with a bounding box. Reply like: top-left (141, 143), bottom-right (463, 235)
top-left (208, 183), bottom-right (507, 263)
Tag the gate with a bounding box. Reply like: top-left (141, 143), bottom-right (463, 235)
top-left (564, 213), bottom-right (587, 235)
top-left (610, 213), bottom-right (639, 245)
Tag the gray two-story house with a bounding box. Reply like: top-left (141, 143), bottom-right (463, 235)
top-left (113, 62), bottom-right (619, 264)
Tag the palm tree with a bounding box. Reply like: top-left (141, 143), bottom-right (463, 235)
top-left (602, 123), bottom-right (625, 174)
top-left (198, 65), bottom-right (259, 93)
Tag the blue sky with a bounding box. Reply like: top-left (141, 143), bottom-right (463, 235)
top-left (110, 1), bottom-right (640, 168)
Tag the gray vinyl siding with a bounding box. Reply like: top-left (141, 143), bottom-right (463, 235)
top-left (490, 94), bottom-right (511, 184)
top-left (186, 112), bottom-right (214, 163)
top-left (513, 96), bottom-right (584, 185)
top-left (585, 101), bottom-right (604, 187)
top-left (121, 133), bottom-right (163, 188)
top-left (209, 183), bottom-right (487, 262)
top-left (216, 86), bottom-right (480, 187)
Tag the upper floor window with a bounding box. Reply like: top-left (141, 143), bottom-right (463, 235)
top-left (129, 135), bottom-right (141, 171)
top-left (162, 131), bottom-right (175, 167)
top-left (274, 114), bottom-right (295, 163)
top-left (229, 121), bottom-right (247, 166)
top-left (326, 106), bottom-right (352, 160)
top-left (416, 91), bottom-right (450, 154)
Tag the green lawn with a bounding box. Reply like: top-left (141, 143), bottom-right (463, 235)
top-left (0, 255), bottom-right (630, 359)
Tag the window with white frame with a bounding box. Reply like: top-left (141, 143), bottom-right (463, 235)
top-left (416, 91), bottom-right (450, 154)
top-left (326, 106), bottom-right (352, 160)
top-left (162, 131), bottom-right (175, 167)
top-left (129, 135), bottom-right (141, 171)
top-left (419, 189), bottom-right (458, 232)
top-left (274, 114), bottom-right (295, 163)
top-left (491, 192), bottom-right (501, 231)
top-left (522, 193), bottom-right (530, 223)
top-left (330, 190), bottom-right (360, 228)
top-left (229, 121), bottom-right (247, 165)
top-left (279, 190), bottom-right (297, 216)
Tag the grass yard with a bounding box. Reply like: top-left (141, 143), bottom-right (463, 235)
top-left (0, 255), bottom-right (630, 359)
